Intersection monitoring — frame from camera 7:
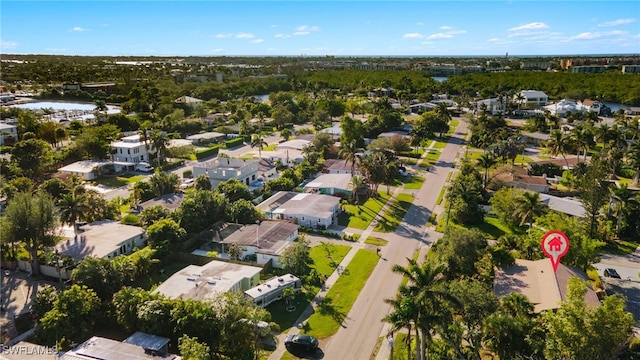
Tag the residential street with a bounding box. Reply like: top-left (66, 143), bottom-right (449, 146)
top-left (321, 120), bottom-right (468, 360)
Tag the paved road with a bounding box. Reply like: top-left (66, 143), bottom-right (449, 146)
top-left (321, 120), bottom-right (468, 360)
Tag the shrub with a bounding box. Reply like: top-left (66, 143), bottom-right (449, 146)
top-left (224, 137), bottom-right (244, 148)
top-left (195, 146), bottom-right (220, 160)
top-left (183, 170), bottom-right (192, 178)
top-left (121, 213), bottom-right (141, 226)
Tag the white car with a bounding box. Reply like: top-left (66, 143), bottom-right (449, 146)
top-left (180, 178), bottom-right (195, 189)
top-left (135, 162), bottom-right (154, 172)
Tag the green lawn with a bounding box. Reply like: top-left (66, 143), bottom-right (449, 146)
top-left (303, 249), bottom-right (379, 339)
top-left (338, 191), bottom-right (391, 230)
top-left (133, 262), bottom-right (189, 290)
top-left (514, 155), bottom-right (534, 163)
top-left (263, 143), bottom-right (277, 151)
top-left (419, 150), bottom-right (441, 167)
top-left (436, 186), bottom-right (446, 205)
top-left (374, 193), bottom-right (414, 233)
top-left (403, 175), bottom-right (425, 190)
top-left (433, 141), bottom-right (447, 149)
top-left (601, 239), bottom-right (639, 255)
top-left (93, 174), bottom-right (146, 188)
top-left (364, 236), bottom-right (389, 246)
top-left (465, 151), bottom-right (485, 161)
top-left (309, 244), bottom-right (351, 276)
top-left (450, 120), bottom-right (459, 127)
top-left (400, 157), bottom-right (419, 166)
top-left (435, 215), bottom-right (522, 239)
top-left (239, 153), bottom-right (256, 160)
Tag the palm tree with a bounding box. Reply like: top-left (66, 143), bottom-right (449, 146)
top-left (513, 191), bottom-right (548, 227)
top-left (388, 259), bottom-right (458, 360)
top-left (250, 134), bottom-right (268, 160)
top-left (350, 175), bottom-right (364, 204)
top-left (58, 192), bottom-right (89, 235)
top-left (477, 154), bottom-right (497, 188)
top-left (609, 183), bottom-right (632, 235)
top-left (149, 130), bottom-right (169, 165)
top-left (338, 140), bottom-right (362, 174)
top-left (570, 125), bottom-right (595, 162)
top-left (627, 141), bottom-right (640, 186)
top-left (384, 293), bottom-right (419, 360)
top-left (434, 102), bottom-right (452, 125)
top-left (546, 129), bottom-right (572, 169)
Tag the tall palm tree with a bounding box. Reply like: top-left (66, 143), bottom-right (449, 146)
top-left (149, 130), bottom-right (169, 165)
top-left (546, 129), bottom-right (572, 169)
top-left (250, 134), bottom-right (268, 160)
top-left (627, 141), bottom-right (640, 186)
top-left (338, 140), bottom-right (362, 174)
top-left (513, 191), bottom-right (547, 227)
top-left (58, 192), bottom-right (89, 235)
top-left (388, 259), bottom-right (458, 360)
top-left (383, 293), bottom-right (419, 360)
top-left (350, 175), bottom-right (364, 204)
top-left (477, 154), bottom-right (497, 188)
top-left (570, 125), bottom-right (595, 162)
top-left (609, 183), bottom-right (632, 235)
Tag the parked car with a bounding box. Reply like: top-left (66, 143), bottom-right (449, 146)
top-left (604, 268), bottom-right (621, 279)
top-left (284, 334), bottom-right (319, 352)
top-left (135, 162), bottom-right (154, 172)
top-left (180, 178), bottom-right (195, 189)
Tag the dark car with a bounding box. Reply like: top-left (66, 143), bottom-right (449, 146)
top-left (284, 334), bottom-right (319, 352)
top-left (604, 268), bottom-right (621, 279)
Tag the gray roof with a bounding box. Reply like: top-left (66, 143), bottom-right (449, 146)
top-left (256, 191), bottom-right (340, 219)
top-left (140, 193), bottom-right (185, 212)
top-left (123, 332), bottom-right (171, 352)
top-left (222, 221), bottom-right (298, 252)
top-left (539, 194), bottom-right (586, 218)
top-left (305, 173), bottom-right (353, 191)
top-left (244, 274), bottom-right (300, 299)
top-left (61, 336), bottom-right (178, 360)
top-left (55, 220), bottom-right (145, 259)
top-left (186, 132), bottom-right (225, 141)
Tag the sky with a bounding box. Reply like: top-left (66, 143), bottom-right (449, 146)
top-left (1, 1), bottom-right (639, 57)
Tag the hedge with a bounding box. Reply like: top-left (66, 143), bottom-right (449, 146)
top-left (195, 146), bottom-right (220, 160)
top-left (224, 137), bottom-right (244, 148)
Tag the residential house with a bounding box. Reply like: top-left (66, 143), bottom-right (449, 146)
top-left (476, 97), bottom-right (507, 115)
top-left (60, 333), bottom-right (177, 360)
top-left (186, 131), bottom-right (226, 145)
top-left (530, 157), bottom-right (583, 170)
top-left (622, 65), bottom-right (640, 74)
top-left (578, 99), bottom-right (609, 115)
top-left (0, 122), bottom-right (18, 145)
top-left (323, 158), bottom-right (360, 175)
top-left (260, 148), bottom-right (305, 167)
top-left (58, 160), bottom-right (112, 180)
top-left (494, 259), bottom-right (600, 313)
top-left (245, 274), bottom-right (302, 308)
top-left (517, 90), bottom-right (548, 106)
top-left (110, 134), bottom-right (155, 167)
top-left (521, 132), bottom-right (550, 146)
top-left (276, 139), bottom-right (312, 152)
top-left (153, 260), bottom-right (262, 301)
top-left (138, 193), bottom-right (185, 213)
top-left (304, 173), bottom-right (353, 198)
top-left (539, 194), bottom-right (586, 218)
top-left (175, 95), bottom-right (204, 106)
top-left (192, 157), bottom-right (259, 187)
top-left (257, 191), bottom-right (341, 229)
top-left (220, 221), bottom-right (299, 268)
top-left (258, 158), bottom-right (278, 180)
top-left (55, 220), bottom-right (146, 260)
top-left (492, 167), bottom-right (550, 193)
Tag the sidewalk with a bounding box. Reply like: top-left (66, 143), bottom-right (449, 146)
top-left (268, 242), bottom-right (367, 360)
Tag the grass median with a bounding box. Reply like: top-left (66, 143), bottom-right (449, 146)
top-left (374, 193), bottom-right (414, 233)
top-left (302, 249), bottom-right (380, 339)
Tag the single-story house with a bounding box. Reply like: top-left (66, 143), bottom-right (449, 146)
top-left (323, 158), bottom-right (359, 175)
top-left (58, 160), bottom-right (111, 180)
top-left (244, 274), bottom-right (302, 308)
top-left (153, 260), bottom-right (262, 301)
top-left (260, 148), bottom-right (304, 166)
top-left (304, 173), bottom-right (353, 197)
top-left (60, 333), bottom-right (177, 360)
top-left (494, 259), bottom-right (600, 313)
top-left (539, 194), bottom-right (586, 218)
top-left (276, 139), bottom-right (312, 152)
top-left (521, 132), bottom-right (550, 146)
top-left (492, 167), bottom-right (549, 193)
top-left (320, 123), bottom-right (343, 139)
top-left (175, 95), bottom-right (204, 106)
top-left (186, 132), bottom-right (226, 145)
top-left (55, 220), bottom-right (146, 260)
top-left (408, 102), bottom-right (438, 114)
top-left (378, 131), bottom-right (410, 140)
top-left (221, 221), bottom-right (299, 268)
top-left (258, 158), bottom-right (278, 180)
top-left (257, 191), bottom-right (341, 229)
top-left (138, 193), bottom-right (185, 213)
top-left (530, 157), bottom-right (583, 170)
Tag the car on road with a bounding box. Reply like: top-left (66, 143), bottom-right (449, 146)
top-left (135, 162), bottom-right (154, 172)
top-left (284, 334), bottom-right (319, 352)
top-left (604, 268), bottom-right (621, 279)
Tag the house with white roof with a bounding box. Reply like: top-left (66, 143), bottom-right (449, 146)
top-left (516, 90), bottom-right (548, 106)
top-left (55, 220), bottom-right (146, 260)
top-left (175, 95), bottom-right (204, 106)
top-left (192, 157), bottom-right (259, 187)
top-left (58, 160), bottom-right (111, 180)
top-left (186, 131), bottom-right (226, 145)
top-left (276, 139), bottom-right (312, 151)
top-left (153, 260), bottom-right (262, 301)
top-left (304, 173), bottom-right (353, 197)
top-left (257, 191), bottom-right (341, 229)
top-left (110, 134), bottom-right (155, 167)
top-left (539, 194), bottom-right (586, 218)
top-left (244, 274), bottom-right (302, 308)
top-left (476, 97), bottom-right (508, 115)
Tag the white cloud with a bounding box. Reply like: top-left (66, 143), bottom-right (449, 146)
top-left (403, 33), bottom-right (425, 39)
top-left (70, 26), bottom-right (89, 32)
top-left (210, 48), bottom-right (224, 53)
top-left (488, 38), bottom-right (501, 42)
top-left (236, 33), bottom-right (255, 39)
top-left (1, 39), bottom-right (18, 49)
top-left (571, 30), bottom-right (629, 40)
top-left (251, 39), bottom-right (264, 44)
top-left (416, 22), bottom-right (424, 26)
top-left (428, 33), bottom-right (453, 39)
top-left (598, 18), bottom-right (637, 27)
top-left (509, 22), bottom-right (549, 32)
top-left (215, 33), bottom-right (232, 38)
top-left (274, 34), bottom-right (290, 39)
top-left (426, 28), bottom-right (466, 40)
top-left (293, 25), bottom-right (320, 35)
top-left (440, 25), bottom-right (454, 30)
top-left (293, 31), bottom-right (310, 36)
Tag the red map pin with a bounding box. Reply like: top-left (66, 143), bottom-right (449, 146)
top-left (541, 230), bottom-right (570, 272)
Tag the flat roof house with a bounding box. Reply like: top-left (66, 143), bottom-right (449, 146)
top-left (476, 97), bottom-right (507, 115)
top-left (244, 274), bottom-right (302, 308)
top-left (256, 191), bottom-right (341, 229)
top-left (517, 90), bottom-right (549, 106)
top-left (494, 259), bottom-right (600, 313)
top-left (55, 220), bottom-right (146, 260)
top-left (186, 131), bottom-right (226, 145)
top-left (192, 157), bottom-right (259, 187)
top-left (60, 334), bottom-right (178, 360)
top-left (58, 160), bottom-right (111, 180)
top-left (322, 158), bottom-right (359, 175)
top-left (0, 122), bottom-right (18, 145)
top-left (276, 139), bottom-right (312, 151)
top-left (304, 173), bottom-right (353, 197)
top-left (153, 260), bottom-right (262, 301)
top-left (221, 221), bottom-right (299, 268)
top-left (111, 134), bottom-right (155, 166)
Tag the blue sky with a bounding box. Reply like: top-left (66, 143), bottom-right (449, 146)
top-left (1, 1), bottom-right (639, 56)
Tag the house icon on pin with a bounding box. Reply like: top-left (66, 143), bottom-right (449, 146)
top-left (548, 236), bottom-right (563, 252)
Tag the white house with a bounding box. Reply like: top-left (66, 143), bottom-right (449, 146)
top-left (221, 221), bottom-right (299, 268)
top-left (276, 139), bottom-right (312, 152)
top-left (110, 134), bottom-right (155, 166)
top-left (153, 260), bottom-right (262, 301)
top-left (476, 97), bottom-right (507, 115)
top-left (323, 159), bottom-right (360, 175)
top-left (517, 90), bottom-right (548, 106)
top-left (0, 122), bottom-right (18, 145)
top-left (55, 220), bottom-right (146, 260)
top-left (244, 274), bottom-right (302, 308)
top-left (304, 173), bottom-right (353, 197)
top-left (192, 157), bottom-right (259, 187)
top-left (58, 160), bottom-right (111, 180)
top-left (257, 191), bottom-right (341, 229)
